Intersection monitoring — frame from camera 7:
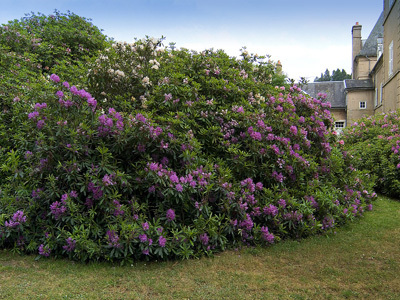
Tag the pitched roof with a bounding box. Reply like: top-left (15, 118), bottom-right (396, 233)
top-left (344, 79), bottom-right (374, 90)
top-left (302, 81), bottom-right (346, 108)
top-left (359, 12), bottom-right (384, 57)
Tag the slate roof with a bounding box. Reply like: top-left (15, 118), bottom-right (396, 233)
top-left (302, 81), bottom-right (346, 108)
top-left (358, 12), bottom-right (384, 57)
top-left (344, 79), bottom-right (374, 90)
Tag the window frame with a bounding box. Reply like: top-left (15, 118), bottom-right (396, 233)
top-left (389, 40), bottom-right (394, 76)
top-left (334, 121), bottom-right (345, 128)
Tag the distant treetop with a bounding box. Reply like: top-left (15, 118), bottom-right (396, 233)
top-left (314, 68), bottom-right (351, 82)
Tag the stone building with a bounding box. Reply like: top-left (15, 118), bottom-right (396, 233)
top-left (303, 0), bottom-right (399, 129)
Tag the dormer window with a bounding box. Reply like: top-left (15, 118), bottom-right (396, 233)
top-left (377, 38), bottom-right (383, 58)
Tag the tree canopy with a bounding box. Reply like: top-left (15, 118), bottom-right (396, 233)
top-left (314, 68), bottom-right (351, 82)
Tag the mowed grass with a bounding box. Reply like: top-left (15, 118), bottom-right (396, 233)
top-left (0, 196), bottom-right (399, 300)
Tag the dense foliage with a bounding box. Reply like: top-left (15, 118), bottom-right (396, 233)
top-left (0, 10), bottom-right (108, 69)
top-left (0, 12), bottom-right (376, 263)
top-left (342, 112), bottom-right (400, 198)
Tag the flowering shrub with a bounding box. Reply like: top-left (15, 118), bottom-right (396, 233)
top-left (0, 15), bottom-right (376, 262)
top-left (0, 10), bottom-right (109, 82)
top-left (342, 111), bottom-right (400, 197)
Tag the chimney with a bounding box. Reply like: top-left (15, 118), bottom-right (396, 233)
top-left (352, 22), bottom-right (362, 79)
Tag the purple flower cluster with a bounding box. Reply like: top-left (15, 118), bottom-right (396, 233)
top-left (260, 226), bottom-right (274, 243)
top-left (62, 237), bottom-right (77, 252)
top-left (239, 214), bottom-right (254, 231)
top-left (263, 204), bottom-right (279, 217)
top-left (272, 171), bottom-right (285, 183)
top-left (166, 209), bottom-right (175, 222)
top-left (247, 126), bottom-right (262, 141)
top-left (146, 163), bottom-right (212, 193)
top-left (106, 230), bottom-right (121, 248)
top-left (277, 198), bottom-right (287, 208)
top-left (304, 195), bottom-right (318, 209)
top-left (102, 174), bottom-right (116, 186)
top-left (50, 73), bottom-right (60, 82)
top-left (199, 233), bottom-right (209, 246)
top-left (24, 150), bottom-right (33, 160)
top-left (238, 178), bottom-right (264, 211)
top-left (28, 102), bottom-right (47, 129)
top-left (51, 74), bottom-right (98, 111)
top-left (158, 235), bottom-right (167, 247)
top-left (28, 110), bottom-right (38, 120)
top-left (142, 222), bottom-right (150, 231)
top-left (322, 216), bottom-right (335, 230)
top-left (98, 108), bottom-right (124, 136)
top-left (128, 113), bottom-right (164, 141)
top-left (283, 210), bottom-right (303, 222)
top-left (50, 201), bottom-right (67, 220)
top-left (164, 93), bottom-right (172, 102)
top-left (290, 125), bottom-right (298, 136)
top-left (31, 188), bottom-right (43, 199)
top-left (5, 210), bottom-right (27, 228)
top-left (88, 182), bottom-right (103, 200)
top-left (139, 234), bottom-right (148, 243)
top-left (113, 200), bottom-right (124, 216)
top-left (38, 244), bottom-right (51, 257)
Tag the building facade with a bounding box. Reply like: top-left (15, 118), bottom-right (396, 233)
top-left (303, 0), bottom-right (399, 128)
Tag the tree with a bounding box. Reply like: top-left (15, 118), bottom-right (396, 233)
top-left (332, 68), bottom-right (351, 81)
top-left (314, 68), bottom-right (351, 82)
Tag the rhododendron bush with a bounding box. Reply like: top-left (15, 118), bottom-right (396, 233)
top-left (342, 112), bottom-right (400, 198)
top-left (0, 13), bottom-right (375, 262)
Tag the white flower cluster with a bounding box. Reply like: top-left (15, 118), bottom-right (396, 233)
top-left (254, 93), bottom-right (266, 104)
top-left (107, 68), bottom-right (125, 82)
top-left (114, 70), bottom-right (125, 77)
top-left (142, 76), bottom-right (151, 87)
top-left (149, 59), bottom-right (160, 70)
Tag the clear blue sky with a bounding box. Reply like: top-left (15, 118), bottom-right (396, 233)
top-left (0, 0), bottom-right (383, 81)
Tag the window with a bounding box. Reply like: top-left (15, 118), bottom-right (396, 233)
top-left (335, 121), bottom-right (345, 128)
top-left (380, 83), bottom-right (383, 105)
top-left (389, 40), bottom-right (393, 76)
top-left (377, 38), bottom-right (383, 58)
top-left (359, 101), bottom-right (366, 109)
top-left (375, 88), bottom-right (378, 107)
top-left (335, 121), bottom-right (345, 134)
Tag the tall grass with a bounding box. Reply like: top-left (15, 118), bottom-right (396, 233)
top-left (1, 196), bottom-right (399, 300)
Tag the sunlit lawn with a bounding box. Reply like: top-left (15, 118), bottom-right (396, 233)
top-left (1, 196), bottom-right (399, 300)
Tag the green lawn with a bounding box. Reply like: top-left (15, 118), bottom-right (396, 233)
top-left (1, 196), bottom-right (399, 300)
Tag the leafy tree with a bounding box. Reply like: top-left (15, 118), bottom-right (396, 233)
top-left (0, 10), bottom-right (110, 76)
top-left (314, 68), bottom-right (351, 82)
top-left (332, 68), bottom-right (351, 81)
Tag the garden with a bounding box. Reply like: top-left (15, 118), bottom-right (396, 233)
top-left (0, 10), bottom-right (397, 269)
